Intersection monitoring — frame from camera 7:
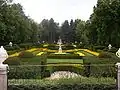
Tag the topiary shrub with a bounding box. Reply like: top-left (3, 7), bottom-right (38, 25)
top-left (93, 46), bottom-right (106, 50)
top-left (19, 43), bottom-right (33, 49)
top-left (3, 57), bottom-right (21, 65)
top-left (98, 52), bottom-right (111, 58)
top-left (108, 47), bottom-right (118, 53)
top-left (4, 44), bottom-right (20, 51)
top-left (19, 51), bottom-right (34, 58)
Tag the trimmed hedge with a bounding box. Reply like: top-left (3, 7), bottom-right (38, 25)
top-left (8, 84), bottom-right (117, 90)
top-left (4, 44), bottom-right (20, 51)
top-left (47, 54), bottom-right (82, 59)
top-left (108, 47), bottom-right (118, 53)
top-left (93, 46), bottom-right (106, 50)
top-left (83, 56), bottom-right (118, 78)
top-left (4, 57), bottom-right (21, 65)
top-left (8, 66), bottom-right (42, 79)
top-left (19, 43), bottom-right (33, 49)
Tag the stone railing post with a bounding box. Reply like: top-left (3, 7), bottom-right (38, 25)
top-left (0, 46), bottom-right (8, 90)
top-left (116, 63), bottom-right (120, 90)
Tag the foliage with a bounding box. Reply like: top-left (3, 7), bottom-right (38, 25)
top-left (8, 84), bottom-right (116, 90)
top-left (83, 55), bottom-right (119, 78)
top-left (93, 46), bottom-right (106, 50)
top-left (88, 0), bottom-right (120, 46)
top-left (4, 44), bottom-right (20, 51)
top-left (4, 57), bottom-right (20, 65)
top-left (47, 59), bottom-right (83, 64)
top-left (8, 56), bottom-right (47, 79)
top-left (0, 1), bottom-right (40, 45)
top-left (98, 52), bottom-right (111, 58)
top-left (47, 54), bottom-right (82, 59)
top-left (19, 51), bottom-right (34, 58)
top-left (108, 47), bottom-right (118, 53)
top-left (76, 20), bottom-right (88, 43)
top-left (8, 77), bottom-right (116, 90)
top-left (19, 43), bottom-right (33, 49)
top-left (8, 66), bottom-right (42, 79)
top-left (39, 18), bottom-right (59, 43)
top-left (7, 50), bottom-right (19, 55)
top-left (47, 44), bottom-right (58, 50)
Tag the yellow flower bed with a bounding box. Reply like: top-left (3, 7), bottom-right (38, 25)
top-left (43, 44), bottom-right (48, 47)
top-left (36, 52), bottom-right (44, 56)
top-left (83, 49), bottom-right (99, 56)
top-left (66, 49), bottom-right (74, 52)
top-left (47, 49), bottom-right (57, 52)
top-left (47, 64), bottom-right (83, 67)
top-left (76, 52), bottom-right (85, 56)
top-left (9, 52), bottom-right (20, 57)
top-left (26, 48), bottom-right (37, 52)
top-left (43, 48), bottom-right (48, 51)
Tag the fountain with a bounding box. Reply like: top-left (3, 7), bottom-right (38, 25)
top-left (54, 37), bottom-right (68, 54)
top-left (57, 37), bottom-right (62, 53)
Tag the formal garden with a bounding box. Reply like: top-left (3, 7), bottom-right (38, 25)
top-left (2, 42), bottom-right (119, 90)
top-left (1, 0), bottom-right (120, 90)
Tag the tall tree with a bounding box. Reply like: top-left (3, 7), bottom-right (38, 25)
top-left (69, 19), bottom-right (76, 43)
top-left (89, 0), bottom-right (120, 46)
top-left (61, 20), bottom-right (70, 43)
top-left (39, 18), bottom-right (59, 43)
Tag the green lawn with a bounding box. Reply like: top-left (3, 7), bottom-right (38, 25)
top-left (47, 59), bottom-right (83, 64)
top-left (20, 56), bottom-right (46, 65)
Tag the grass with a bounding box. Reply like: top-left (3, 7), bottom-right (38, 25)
top-left (47, 59), bottom-right (83, 64)
top-left (20, 56), bottom-right (46, 65)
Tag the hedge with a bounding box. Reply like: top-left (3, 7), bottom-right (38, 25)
top-left (19, 43), bottom-right (33, 49)
top-left (47, 54), bottom-right (82, 59)
top-left (8, 84), bottom-right (117, 90)
top-left (48, 65), bottom-right (84, 75)
top-left (83, 56), bottom-right (118, 78)
top-left (4, 44), bottom-right (20, 51)
top-left (47, 44), bottom-right (75, 50)
top-left (8, 66), bottom-right (42, 79)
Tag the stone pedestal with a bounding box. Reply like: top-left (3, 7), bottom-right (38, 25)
top-left (0, 64), bottom-right (8, 90)
top-left (116, 63), bottom-right (120, 90)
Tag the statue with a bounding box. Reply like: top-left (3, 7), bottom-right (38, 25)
top-left (116, 48), bottom-right (120, 58)
top-left (0, 46), bottom-right (8, 65)
top-left (108, 44), bottom-right (112, 50)
top-left (9, 42), bottom-right (12, 47)
top-left (57, 37), bottom-right (62, 53)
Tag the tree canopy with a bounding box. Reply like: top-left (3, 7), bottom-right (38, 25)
top-left (1, 0), bottom-right (120, 47)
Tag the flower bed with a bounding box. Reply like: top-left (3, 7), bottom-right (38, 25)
top-left (36, 52), bottom-right (44, 56)
top-left (79, 49), bottom-right (99, 56)
top-left (76, 52), bottom-right (85, 56)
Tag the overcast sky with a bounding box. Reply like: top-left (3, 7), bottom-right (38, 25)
top-left (13, 0), bottom-right (97, 24)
